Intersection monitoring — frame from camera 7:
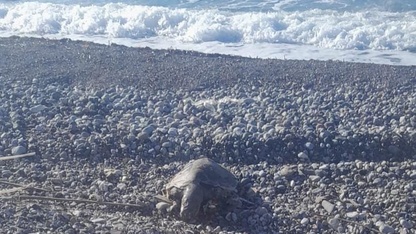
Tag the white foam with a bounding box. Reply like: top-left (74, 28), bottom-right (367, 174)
top-left (0, 2), bottom-right (415, 65)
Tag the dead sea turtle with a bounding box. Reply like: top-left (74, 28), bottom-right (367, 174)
top-left (156, 157), bottom-right (239, 221)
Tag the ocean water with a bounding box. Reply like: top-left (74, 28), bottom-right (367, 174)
top-left (0, 0), bottom-right (415, 65)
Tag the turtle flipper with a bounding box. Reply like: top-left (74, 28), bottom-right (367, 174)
top-left (180, 183), bottom-right (203, 221)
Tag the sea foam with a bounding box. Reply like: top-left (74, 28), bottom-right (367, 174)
top-left (0, 1), bottom-right (415, 65)
top-left (1, 2), bottom-right (415, 51)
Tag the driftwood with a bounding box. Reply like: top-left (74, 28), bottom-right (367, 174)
top-left (0, 187), bottom-right (26, 195)
top-left (0, 152), bottom-right (36, 161)
top-left (0, 180), bottom-right (50, 192)
top-left (0, 195), bottom-right (146, 209)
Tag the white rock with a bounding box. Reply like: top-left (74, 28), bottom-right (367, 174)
top-left (91, 218), bottom-right (106, 224)
top-left (156, 202), bottom-right (170, 213)
top-left (322, 200), bottom-right (335, 214)
top-left (30, 104), bottom-right (47, 113)
top-left (309, 175), bottom-right (321, 182)
top-left (298, 152), bottom-right (309, 160)
top-left (346, 211), bottom-right (359, 219)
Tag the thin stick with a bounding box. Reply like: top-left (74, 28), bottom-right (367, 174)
top-left (0, 195), bottom-right (146, 209)
top-left (0, 180), bottom-right (50, 192)
top-left (0, 152), bottom-right (36, 161)
top-left (239, 197), bottom-right (255, 206)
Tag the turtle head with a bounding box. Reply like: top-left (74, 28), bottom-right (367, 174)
top-left (180, 183), bottom-right (203, 221)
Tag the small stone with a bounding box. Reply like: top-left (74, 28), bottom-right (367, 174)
top-left (305, 142), bottom-right (314, 150)
top-left (276, 184), bottom-right (286, 194)
top-left (51, 91), bottom-right (61, 100)
top-left (73, 210), bottom-right (83, 217)
top-left (116, 183), bottom-right (127, 190)
top-left (137, 132), bottom-right (149, 141)
top-left (346, 211), bottom-right (359, 219)
top-left (390, 189), bottom-right (399, 195)
top-left (258, 170), bottom-right (266, 177)
top-left (301, 217), bottom-right (309, 225)
top-left (328, 218), bottom-right (340, 229)
top-left (225, 212), bottom-right (238, 222)
top-left (379, 224), bottom-right (395, 234)
top-left (322, 200), bottom-right (335, 214)
top-left (373, 178), bottom-right (382, 184)
top-left (319, 130), bottom-right (330, 138)
top-left (156, 202), bottom-right (170, 213)
top-left (104, 169), bottom-right (122, 180)
top-left (373, 117), bottom-right (383, 126)
top-left (298, 152), bottom-right (309, 161)
top-left (174, 112), bottom-right (186, 119)
top-left (388, 145), bottom-right (400, 155)
top-left (2, 170), bottom-right (12, 178)
top-left (30, 104), bottom-right (47, 113)
top-left (255, 206), bottom-right (268, 216)
top-left (12, 146), bottom-right (26, 155)
top-left (400, 219), bottom-right (413, 229)
top-left (279, 166), bottom-right (295, 177)
top-left (162, 141), bottom-right (172, 148)
top-left (337, 226), bottom-right (345, 233)
top-left (315, 169), bottom-right (327, 177)
top-left (311, 187), bottom-right (323, 194)
top-left (143, 125), bottom-right (156, 136)
top-left (168, 128), bottom-right (178, 137)
top-left (91, 218), bottom-right (106, 224)
top-left (243, 98), bottom-right (255, 105)
top-left (309, 175), bottom-right (321, 182)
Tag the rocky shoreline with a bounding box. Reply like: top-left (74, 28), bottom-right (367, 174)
top-left (0, 37), bottom-right (415, 233)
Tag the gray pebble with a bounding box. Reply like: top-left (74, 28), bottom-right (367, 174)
top-left (298, 152), bottom-right (309, 161)
top-left (156, 202), bottom-right (170, 213)
top-left (255, 207), bottom-right (268, 216)
top-left (30, 104), bottom-right (47, 113)
top-left (328, 218), bottom-right (340, 229)
top-left (279, 166), bottom-right (295, 177)
top-left (300, 217), bottom-right (309, 225)
top-left (379, 224), bottom-right (395, 234)
top-left (305, 142), bottom-right (314, 150)
top-left (309, 175), bottom-right (321, 182)
top-left (137, 132), bottom-right (150, 141)
top-left (225, 212), bottom-right (237, 222)
top-left (400, 219), bottom-right (413, 229)
top-left (12, 146), bottom-right (26, 155)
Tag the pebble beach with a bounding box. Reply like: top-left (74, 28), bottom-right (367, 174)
top-left (0, 36), bottom-right (415, 233)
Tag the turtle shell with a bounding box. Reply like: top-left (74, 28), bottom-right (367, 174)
top-left (166, 158), bottom-right (237, 192)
